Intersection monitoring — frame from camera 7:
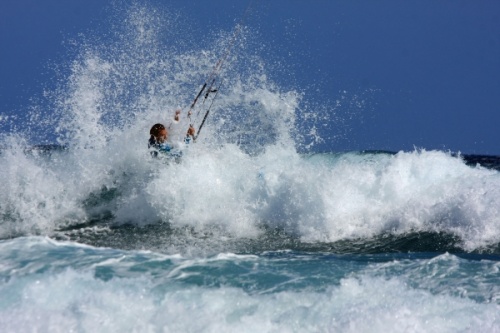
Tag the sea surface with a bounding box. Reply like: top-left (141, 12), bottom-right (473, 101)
top-left (1, 3), bottom-right (500, 332)
top-left (1, 147), bottom-right (500, 332)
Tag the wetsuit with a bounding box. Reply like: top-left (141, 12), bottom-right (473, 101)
top-left (148, 137), bottom-right (174, 157)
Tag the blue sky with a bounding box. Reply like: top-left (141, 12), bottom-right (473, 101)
top-left (1, 0), bottom-right (499, 154)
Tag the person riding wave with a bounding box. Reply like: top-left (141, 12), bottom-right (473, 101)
top-left (148, 115), bottom-right (196, 158)
top-left (148, 123), bottom-right (172, 157)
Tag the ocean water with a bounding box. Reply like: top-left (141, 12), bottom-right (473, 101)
top-left (2, 3), bottom-right (500, 332)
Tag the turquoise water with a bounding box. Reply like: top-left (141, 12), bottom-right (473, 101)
top-left (1, 236), bottom-right (499, 332)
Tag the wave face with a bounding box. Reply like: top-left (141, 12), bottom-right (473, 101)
top-left (2, 146), bottom-right (500, 254)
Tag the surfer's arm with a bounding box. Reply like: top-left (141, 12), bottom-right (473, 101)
top-left (185, 125), bottom-right (196, 143)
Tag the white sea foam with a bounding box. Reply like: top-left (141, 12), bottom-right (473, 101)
top-left (1, 237), bottom-right (499, 332)
top-left (145, 147), bottom-right (500, 250)
top-left (0, 266), bottom-right (499, 333)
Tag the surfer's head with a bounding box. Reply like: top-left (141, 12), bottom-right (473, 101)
top-left (150, 123), bottom-right (168, 143)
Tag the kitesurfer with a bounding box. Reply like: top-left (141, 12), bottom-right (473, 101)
top-left (148, 123), bottom-right (172, 157)
top-left (148, 1), bottom-right (254, 154)
top-left (148, 121), bottom-right (196, 158)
